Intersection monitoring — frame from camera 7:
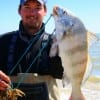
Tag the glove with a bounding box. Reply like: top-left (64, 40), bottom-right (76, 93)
top-left (48, 56), bottom-right (64, 79)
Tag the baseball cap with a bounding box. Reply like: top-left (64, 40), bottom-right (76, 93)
top-left (20, 0), bottom-right (46, 5)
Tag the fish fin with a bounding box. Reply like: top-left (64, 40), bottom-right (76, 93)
top-left (87, 31), bottom-right (100, 49)
top-left (49, 35), bottom-right (59, 57)
top-left (62, 74), bottom-right (70, 87)
top-left (83, 31), bottom-right (99, 84)
top-left (82, 54), bottom-right (93, 84)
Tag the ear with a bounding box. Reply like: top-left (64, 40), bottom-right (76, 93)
top-left (18, 5), bottom-right (22, 15)
top-left (44, 11), bottom-right (47, 16)
top-left (18, 9), bottom-right (21, 15)
top-left (42, 5), bottom-right (47, 16)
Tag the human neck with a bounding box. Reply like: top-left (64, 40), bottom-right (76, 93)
top-left (23, 24), bottom-right (42, 36)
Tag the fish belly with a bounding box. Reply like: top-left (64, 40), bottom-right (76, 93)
top-left (59, 34), bottom-right (88, 98)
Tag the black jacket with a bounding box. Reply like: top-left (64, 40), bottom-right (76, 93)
top-left (0, 21), bottom-right (63, 79)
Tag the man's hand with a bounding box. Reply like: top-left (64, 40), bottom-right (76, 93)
top-left (49, 56), bottom-right (64, 79)
top-left (0, 70), bottom-right (10, 91)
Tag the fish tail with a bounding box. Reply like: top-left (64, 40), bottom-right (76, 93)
top-left (69, 93), bottom-right (85, 100)
top-left (69, 84), bottom-right (85, 100)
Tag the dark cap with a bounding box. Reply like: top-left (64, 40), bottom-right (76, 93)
top-left (20, 0), bottom-right (46, 5)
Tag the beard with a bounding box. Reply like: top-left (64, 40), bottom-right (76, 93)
top-left (24, 17), bottom-right (42, 30)
top-left (27, 22), bottom-right (40, 29)
top-left (22, 19), bottom-right (43, 35)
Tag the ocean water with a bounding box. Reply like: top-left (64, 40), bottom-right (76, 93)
top-left (89, 33), bottom-right (100, 77)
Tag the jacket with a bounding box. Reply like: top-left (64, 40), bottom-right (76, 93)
top-left (0, 21), bottom-right (63, 79)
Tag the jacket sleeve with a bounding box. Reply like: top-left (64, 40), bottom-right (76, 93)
top-left (38, 34), bottom-right (64, 79)
top-left (48, 55), bottom-right (64, 79)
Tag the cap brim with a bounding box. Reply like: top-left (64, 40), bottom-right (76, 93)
top-left (37, 0), bottom-right (44, 5)
top-left (20, 0), bottom-right (45, 5)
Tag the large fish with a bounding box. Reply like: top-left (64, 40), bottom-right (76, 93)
top-left (49, 6), bottom-right (99, 100)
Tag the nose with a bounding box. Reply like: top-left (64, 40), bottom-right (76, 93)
top-left (25, 8), bottom-right (38, 15)
top-left (30, 9), bottom-right (38, 14)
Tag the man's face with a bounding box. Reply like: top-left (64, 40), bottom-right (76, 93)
top-left (19, 0), bottom-right (47, 30)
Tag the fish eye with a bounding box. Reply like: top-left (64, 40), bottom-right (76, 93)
top-left (63, 11), bottom-right (66, 14)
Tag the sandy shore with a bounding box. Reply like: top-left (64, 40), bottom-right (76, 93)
top-left (59, 76), bottom-right (100, 100)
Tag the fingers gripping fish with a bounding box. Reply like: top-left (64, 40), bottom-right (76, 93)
top-left (49, 6), bottom-right (99, 100)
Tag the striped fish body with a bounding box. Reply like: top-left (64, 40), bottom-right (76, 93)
top-left (50, 6), bottom-right (89, 100)
top-left (58, 32), bottom-right (88, 100)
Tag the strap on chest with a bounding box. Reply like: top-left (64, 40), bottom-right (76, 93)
top-left (7, 31), bottom-right (51, 75)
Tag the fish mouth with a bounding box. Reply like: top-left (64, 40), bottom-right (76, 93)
top-left (53, 6), bottom-right (59, 16)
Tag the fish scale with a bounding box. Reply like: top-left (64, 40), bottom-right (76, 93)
top-left (49, 6), bottom-right (99, 100)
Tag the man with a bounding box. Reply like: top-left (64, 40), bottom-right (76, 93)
top-left (0, 0), bottom-right (63, 100)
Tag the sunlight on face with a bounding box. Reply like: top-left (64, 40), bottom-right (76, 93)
top-left (19, 1), bottom-right (47, 31)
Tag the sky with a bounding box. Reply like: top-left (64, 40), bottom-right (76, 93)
top-left (0, 0), bottom-right (100, 34)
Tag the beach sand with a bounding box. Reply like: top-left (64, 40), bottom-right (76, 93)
top-left (59, 76), bottom-right (100, 100)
